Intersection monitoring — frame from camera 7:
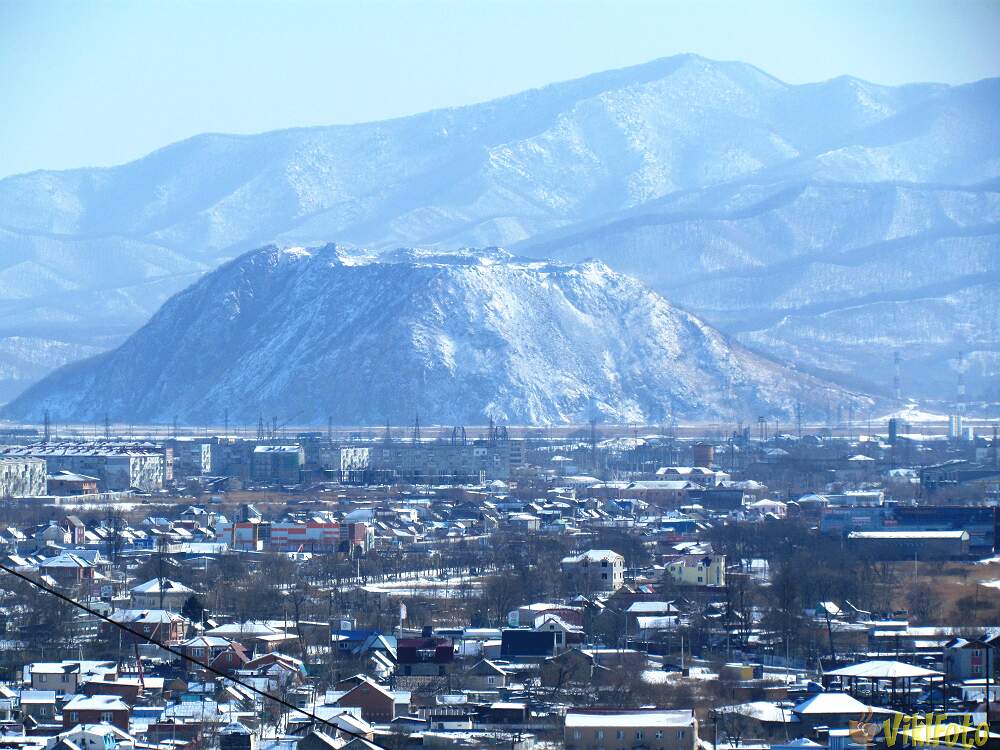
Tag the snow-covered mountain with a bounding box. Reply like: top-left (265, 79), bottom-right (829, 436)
top-left (0, 244), bottom-right (872, 425)
top-left (0, 54), bottom-right (996, 403)
top-left (517, 180), bottom-right (1000, 401)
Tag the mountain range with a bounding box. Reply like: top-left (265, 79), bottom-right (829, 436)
top-left (0, 245), bottom-right (872, 425)
top-left (1, 53), bottom-right (997, 408)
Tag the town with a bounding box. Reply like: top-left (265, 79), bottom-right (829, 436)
top-left (0, 415), bottom-right (998, 750)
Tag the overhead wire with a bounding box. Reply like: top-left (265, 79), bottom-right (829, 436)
top-left (0, 561), bottom-right (391, 750)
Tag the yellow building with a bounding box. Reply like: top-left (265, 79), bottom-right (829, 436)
top-left (665, 554), bottom-right (725, 587)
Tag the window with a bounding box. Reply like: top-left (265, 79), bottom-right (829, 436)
top-left (602, 573), bottom-right (608, 580)
top-left (597, 730), bottom-right (605, 740)
top-left (601, 560), bottom-right (608, 567)
top-left (573, 730), bottom-right (581, 740)
top-left (70, 711), bottom-right (79, 722)
top-left (101, 712), bottom-right (114, 723)
top-left (616, 730), bottom-right (625, 739)
top-left (636, 730), bottom-right (644, 739)
top-left (38, 674), bottom-right (46, 683)
top-left (656, 730), bottom-right (664, 739)
top-left (678, 730), bottom-right (686, 738)
top-left (487, 675), bottom-right (496, 685)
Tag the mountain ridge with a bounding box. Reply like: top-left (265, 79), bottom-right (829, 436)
top-left (1, 243), bottom-right (874, 426)
top-left (0, 53), bottom-right (996, 404)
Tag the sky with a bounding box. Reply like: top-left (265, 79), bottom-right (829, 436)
top-left (2, 0), bottom-right (999, 179)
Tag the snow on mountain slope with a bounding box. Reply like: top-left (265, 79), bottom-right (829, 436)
top-left (0, 54), bottom-right (995, 403)
top-left (517, 180), bottom-right (1000, 399)
top-left (0, 244), bottom-right (872, 426)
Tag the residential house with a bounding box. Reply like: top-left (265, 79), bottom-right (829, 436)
top-left (18, 690), bottom-right (57, 723)
top-left (333, 677), bottom-right (407, 723)
top-left (463, 659), bottom-right (510, 690)
top-left (560, 549), bottom-right (625, 593)
top-left (395, 637), bottom-right (454, 677)
top-left (130, 579), bottom-right (196, 611)
top-left (48, 473), bottom-right (100, 496)
top-left (664, 554), bottom-right (726, 587)
top-left (62, 695), bottom-right (130, 732)
top-left (108, 609), bottom-right (189, 645)
top-left (944, 638), bottom-right (989, 681)
top-left (533, 615), bottom-right (583, 652)
top-left (28, 661), bottom-right (117, 694)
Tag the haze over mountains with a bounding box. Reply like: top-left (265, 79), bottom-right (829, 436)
top-left (1, 54), bottom-right (997, 408)
top-left (0, 245), bottom-right (872, 425)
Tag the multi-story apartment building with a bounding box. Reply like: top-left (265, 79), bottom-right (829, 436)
top-left (340, 438), bottom-right (522, 483)
top-left (0, 456), bottom-right (46, 497)
top-left (1, 443), bottom-right (164, 492)
top-left (251, 445), bottom-right (304, 484)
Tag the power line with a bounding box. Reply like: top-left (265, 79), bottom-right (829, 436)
top-left (0, 561), bottom-right (392, 750)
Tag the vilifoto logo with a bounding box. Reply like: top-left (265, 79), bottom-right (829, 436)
top-left (848, 710), bottom-right (991, 748)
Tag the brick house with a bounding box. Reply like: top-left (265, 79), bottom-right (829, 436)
top-left (333, 677), bottom-right (407, 723)
top-left (62, 695), bottom-right (131, 731)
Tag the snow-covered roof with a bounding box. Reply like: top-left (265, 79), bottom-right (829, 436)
top-left (63, 695), bottom-right (130, 712)
top-left (131, 578), bottom-right (195, 595)
top-left (561, 549), bottom-right (623, 564)
top-left (848, 530), bottom-right (968, 540)
top-left (715, 701), bottom-right (798, 724)
top-left (792, 692), bottom-right (868, 715)
top-left (565, 710), bottom-right (694, 727)
top-left (825, 660), bottom-right (943, 679)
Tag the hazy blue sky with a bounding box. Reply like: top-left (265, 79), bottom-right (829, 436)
top-left (2, 0), bottom-right (999, 179)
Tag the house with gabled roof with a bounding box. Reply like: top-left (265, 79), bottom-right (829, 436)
top-left (330, 676), bottom-right (409, 723)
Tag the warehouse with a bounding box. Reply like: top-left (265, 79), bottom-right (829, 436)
top-left (847, 530), bottom-right (970, 560)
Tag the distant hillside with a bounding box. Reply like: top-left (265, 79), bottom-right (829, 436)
top-left (0, 55), bottom-right (996, 403)
top-left (1, 244), bottom-right (873, 425)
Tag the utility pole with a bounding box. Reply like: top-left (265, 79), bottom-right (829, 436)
top-left (43, 410), bottom-right (51, 442)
